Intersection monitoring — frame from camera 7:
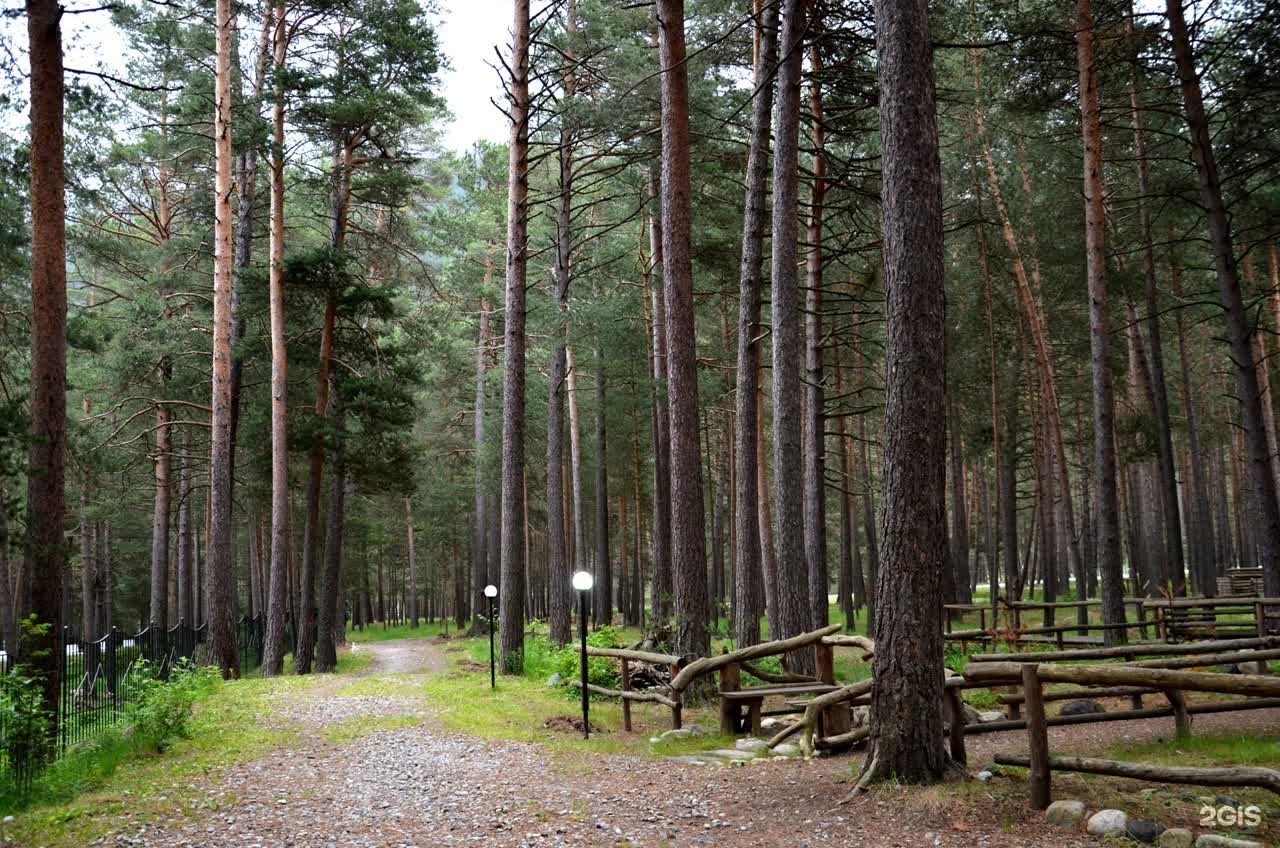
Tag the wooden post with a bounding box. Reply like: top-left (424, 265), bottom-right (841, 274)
top-left (670, 662), bottom-right (682, 729)
top-left (1156, 606), bottom-right (1167, 642)
top-left (1257, 602), bottom-right (1267, 638)
top-left (621, 657), bottom-right (633, 732)
top-left (945, 687), bottom-right (967, 765)
top-left (1126, 653), bottom-right (1146, 712)
top-left (718, 660), bottom-right (741, 735)
top-left (1005, 683), bottom-right (1022, 720)
top-left (1022, 663), bottom-right (1051, 810)
top-left (1165, 688), bottom-right (1191, 739)
top-left (1137, 600), bottom-right (1148, 641)
top-left (814, 641), bottom-right (850, 737)
top-left (979, 607), bottom-right (987, 632)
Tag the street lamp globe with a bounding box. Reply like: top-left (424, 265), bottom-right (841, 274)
top-left (572, 570), bottom-right (594, 592)
top-left (483, 584), bottom-right (498, 598)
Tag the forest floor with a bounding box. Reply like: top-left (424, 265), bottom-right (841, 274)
top-left (17, 637), bottom-right (1280, 848)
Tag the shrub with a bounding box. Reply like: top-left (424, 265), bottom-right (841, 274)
top-left (0, 669), bottom-right (51, 796)
top-left (124, 660), bottom-right (220, 752)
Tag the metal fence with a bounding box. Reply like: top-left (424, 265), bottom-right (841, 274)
top-left (1, 614), bottom-right (272, 769)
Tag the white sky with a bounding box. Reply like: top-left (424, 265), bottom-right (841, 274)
top-left (2, 0), bottom-right (511, 153)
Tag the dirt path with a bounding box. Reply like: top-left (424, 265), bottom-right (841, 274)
top-left (90, 641), bottom-right (1279, 848)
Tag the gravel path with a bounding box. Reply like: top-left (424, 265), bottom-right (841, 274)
top-left (89, 641), bottom-right (1279, 848)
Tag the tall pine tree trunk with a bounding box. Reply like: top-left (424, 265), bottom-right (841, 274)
top-left (732, 0), bottom-right (778, 648)
top-left (499, 0), bottom-right (530, 672)
top-left (472, 289), bottom-right (493, 634)
top-left (207, 0), bottom-right (240, 677)
top-left (864, 0), bottom-right (950, 782)
top-left (769, 0), bottom-right (813, 673)
top-left (1166, 0), bottom-right (1280, 604)
top-left (1077, 0), bottom-right (1127, 643)
top-left (803, 28), bottom-right (829, 630)
top-left (656, 0), bottom-right (710, 659)
top-left (262, 0), bottom-right (290, 675)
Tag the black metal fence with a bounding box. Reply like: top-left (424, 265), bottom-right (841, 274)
top-left (1, 614), bottom-right (271, 770)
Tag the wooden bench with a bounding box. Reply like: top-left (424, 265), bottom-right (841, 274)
top-left (720, 683), bottom-right (840, 734)
top-left (717, 642), bottom-right (853, 737)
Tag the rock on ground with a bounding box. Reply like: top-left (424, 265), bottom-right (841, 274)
top-left (1194, 836), bottom-right (1264, 848)
top-left (1158, 828), bottom-right (1194, 848)
top-left (1045, 800), bottom-right (1086, 828)
top-left (1085, 809), bottom-right (1128, 837)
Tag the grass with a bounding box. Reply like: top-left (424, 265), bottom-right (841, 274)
top-left (8, 647), bottom-right (368, 848)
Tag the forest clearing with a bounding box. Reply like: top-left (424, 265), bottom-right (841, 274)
top-left (4, 0), bottom-right (1280, 842)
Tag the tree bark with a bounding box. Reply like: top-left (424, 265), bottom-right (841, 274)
top-left (646, 169), bottom-right (674, 627)
top-left (499, 0), bottom-right (530, 673)
top-left (176, 429), bottom-right (194, 628)
top-left (406, 497), bottom-right (418, 626)
top-left (261, 0), bottom-right (290, 675)
top-left (207, 0), bottom-right (240, 678)
top-left (769, 0), bottom-right (813, 673)
top-left (864, 0), bottom-right (950, 783)
top-left (1077, 0), bottom-right (1127, 644)
top-left (1166, 0), bottom-right (1280, 603)
top-left (804, 27), bottom-right (829, 631)
top-left (594, 336), bottom-right (612, 624)
top-left (314, 399), bottom-right (347, 673)
top-left (732, 0), bottom-right (778, 648)
top-left (656, 0), bottom-right (710, 660)
top-left (473, 290), bottom-right (493, 635)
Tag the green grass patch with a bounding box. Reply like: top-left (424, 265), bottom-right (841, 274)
top-left (1107, 731), bottom-right (1280, 768)
top-left (8, 647), bottom-right (366, 848)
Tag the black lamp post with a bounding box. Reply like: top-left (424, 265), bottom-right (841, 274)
top-left (572, 569), bottom-right (594, 739)
top-left (483, 584), bottom-right (498, 689)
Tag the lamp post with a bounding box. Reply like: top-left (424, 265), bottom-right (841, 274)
top-left (483, 584), bottom-right (498, 689)
top-left (572, 570), bottom-right (594, 739)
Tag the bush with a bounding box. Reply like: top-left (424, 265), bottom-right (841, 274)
top-left (0, 669), bottom-right (52, 796)
top-left (125, 660), bottom-right (221, 752)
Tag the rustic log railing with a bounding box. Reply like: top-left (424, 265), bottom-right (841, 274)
top-left (575, 623), bottom-right (859, 733)
top-left (974, 661), bottom-right (1280, 808)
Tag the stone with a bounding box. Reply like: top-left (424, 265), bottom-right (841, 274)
top-left (545, 673), bottom-right (561, 687)
top-left (683, 723), bottom-right (710, 736)
top-left (771, 743), bottom-right (802, 757)
top-left (1060, 699), bottom-right (1106, 716)
top-left (759, 717), bottom-right (784, 730)
top-left (1213, 795), bottom-right (1245, 809)
top-left (1085, 809), bottom-right (1128, 837)
top-left (666, 755), bottom-right (726, 767)
top-left (658, 728), bottom-right (693, 741)
top-left (1158, 828), bottom-right (1193, 848)
top-left (975, 771), bottom-right (994, 783)
top-left (977, 710), bottom-right (1005, 723)
top-left (734, 738), bottom-right (768, 753)
top-left (1194, 836), bottom-right (1263, 848)
top-left (1126, 819), bottom-right (1165, 843)
top-left (1044, 800), bottom-right (1086, 828)
top-left (707, 749), bottom-right (756, 761)
top-left (962, 704), bottom-right (982, 724)
top-left (850, 706), bottom-right (869, 727)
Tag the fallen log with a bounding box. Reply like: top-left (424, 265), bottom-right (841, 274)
top-left (1128, 648), bottom-right (1280, 670)
top-left (569, 679), bottom-right (679, 709)
top-left (993, 752), bottom-right (1280, 796)
top-left (585, 645), bottom-right (684, 666)
top-left (969, 635), bottom-right (1280, 663)
top-left (963, 661), bottom-right (1280, 697)
top-left (815, 725), bottom-right (870, 751)
top-left (960, 696), bottom-right (1280, 736)
top-left (670, 623), bottom-right (842, 692)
